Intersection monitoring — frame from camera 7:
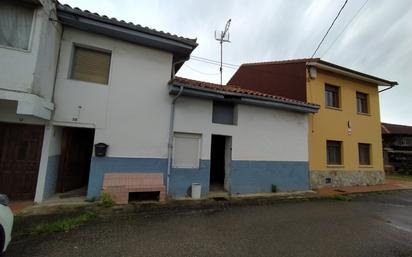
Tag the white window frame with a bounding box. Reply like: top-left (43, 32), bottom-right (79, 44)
top-left (172, 132), bottom-right (202, 169)
top-left (0, 2), bottom-right (37, 52)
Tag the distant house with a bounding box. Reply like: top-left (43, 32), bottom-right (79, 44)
top-left (381, 123), bottom-right (412, 173)
top-left (0, 1), bottom-right (320, 203)
top-left (229, 58), bottom-right (398, 188)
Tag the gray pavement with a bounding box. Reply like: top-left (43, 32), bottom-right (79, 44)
top-left (5, 191), bottom-right (412, 257)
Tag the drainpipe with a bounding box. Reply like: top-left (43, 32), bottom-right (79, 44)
top-left (378, 84), bottom-right (396, 93)
top-left (166, 59), bottom-right (188, 195)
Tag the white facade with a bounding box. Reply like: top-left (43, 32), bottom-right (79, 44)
top-left (174, 97), bottom-right (309, 162)
top-left (0, 0), bottom-right (60, 120)
top-left (53, 28), bottom-right (174, 158)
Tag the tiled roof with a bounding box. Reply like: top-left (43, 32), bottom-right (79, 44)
top-left (241, 58), bottom-right (320, 67)
top-left (57, 2), bottom-right (198, 47)
top-left (382, 123), bottom-right (412, 135)
top-left (172, 77), bottom-right (319, 108)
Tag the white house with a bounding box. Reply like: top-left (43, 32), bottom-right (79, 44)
top-left (0, 0), bottom-right (61, 201)
top-left (0, 1), bottom-right (319, 203)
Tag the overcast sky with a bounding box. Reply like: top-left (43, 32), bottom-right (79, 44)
top-left (60, 0), bottom-right (412, 125)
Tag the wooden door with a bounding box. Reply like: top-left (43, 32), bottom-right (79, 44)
top-left (0, 123), bottom-right (44, 200)
top-left (57, 127), bottom-right (94, 193)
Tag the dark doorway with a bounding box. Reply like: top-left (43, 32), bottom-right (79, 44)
top-left (0, 122), bottom-right (44, 200)
top-left (210, 135), bottom-right (231, 192)
top-left (57, 127), bottom-right (94, 193)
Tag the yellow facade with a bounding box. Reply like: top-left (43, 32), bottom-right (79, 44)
top-left (307, 69), bottom-right (383, 172)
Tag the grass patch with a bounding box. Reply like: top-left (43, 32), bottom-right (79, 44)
top-left (31, 211), bottom-right (96, 235)
top-left (100, 192), bottom-right (115, 208)
top-left (328, 194), bottom-right (352, 201)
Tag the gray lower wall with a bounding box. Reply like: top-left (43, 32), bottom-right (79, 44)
top-left (43, 155), bottom-right (60, 200)
top-left (310, 170), bottom-right (385, 189)
top-left (88, 157), bottom-right (310, 199)
top-left (230, 161), bottom-right (310, 194)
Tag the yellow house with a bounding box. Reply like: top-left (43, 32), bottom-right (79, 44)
top-left (229, 58), bottom-right (398, 188)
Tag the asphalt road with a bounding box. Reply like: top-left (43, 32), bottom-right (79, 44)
top-left (5, 191), bottom-right (412, 257)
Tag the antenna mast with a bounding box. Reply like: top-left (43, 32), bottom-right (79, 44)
top-left (215, 19), bottom-right (231, 85)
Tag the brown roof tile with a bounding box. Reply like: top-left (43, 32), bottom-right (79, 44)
top-left (172, 77), bottom-right (319, 108)
top-left (382, 123), bottom-right (412, 135)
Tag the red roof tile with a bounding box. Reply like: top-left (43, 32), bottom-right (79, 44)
top-left (382, 123), bottom-right (412, 135)
top-left (171, 77), bottom-right (319, 108)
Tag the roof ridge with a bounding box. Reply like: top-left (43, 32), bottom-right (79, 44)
top-left (241, 58), bottom-right (320, 67)
top-left (57, 2), bottom-right (197, 46)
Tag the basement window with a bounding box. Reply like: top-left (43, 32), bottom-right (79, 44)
top-left (212, 101), bottom-right (237, 125)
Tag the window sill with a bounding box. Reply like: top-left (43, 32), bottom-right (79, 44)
top-left (327, 165), bottom-right (344, 168)
top-left (357, 112), bottom-right (371, 116)
top-left (325, 106), bottom-right (342, 111)
top-left (359, 165), bottom-right (373, 168)
top-left (0, 44), bottom-right (30, 53)
top-left (68, 78), bottom-right (109, 86)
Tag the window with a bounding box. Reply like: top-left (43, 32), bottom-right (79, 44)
top-left (356, 92), bottom-right (368, 114)
top-left (358, 143), bottom-right (371, 165)
top-left (325, 84), bottom-right (340, 108)
top-left (212, 101), bottom-right (236, 125)
top-left (173, 133), bottom-right (201, 168)
top-left (70, 46), bottom-right (111, 84)
top-left (0, 1), bottom-right (34, 50)
top-left (327, 140), bottom-right (342, 165)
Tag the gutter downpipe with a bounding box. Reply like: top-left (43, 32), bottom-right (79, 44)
top-left (378, 84), bottom-right (396, 93)
top-left (166, 59), bottom-right (187, 196)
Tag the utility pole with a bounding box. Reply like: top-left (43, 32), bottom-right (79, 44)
top-left (215, 19), bottom-right (231, 85)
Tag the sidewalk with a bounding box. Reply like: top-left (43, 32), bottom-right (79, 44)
top-left (11, 176), bottom-right (412, 215)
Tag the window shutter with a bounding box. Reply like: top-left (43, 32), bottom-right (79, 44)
top-left (173, 133), bottom-right (201, 168)
top-left (71, 46), bottom-right (111, 84)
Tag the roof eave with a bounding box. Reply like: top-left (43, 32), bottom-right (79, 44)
top-left (56, 6), bottom-right (197, 64)
top-left (307, 61), bottom-right (398, 87)
top-left (169, 83), bottom-right (319, 114)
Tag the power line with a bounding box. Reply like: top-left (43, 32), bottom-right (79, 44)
top-left (184, 64), bottom-right (220, 76)
top-left (189, 56), bottom-right (239, 69)
top-left (321, 0), bottom-right (369, 57)
top-left (311, 0), bottom-right (349, 58)
top-left (191, 55), bottom-right (239, 68)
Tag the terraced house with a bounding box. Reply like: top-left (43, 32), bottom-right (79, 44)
top-left (0, 0), bottom-right (321, 203)
top-left (229, 59), bottom-right (398, 188)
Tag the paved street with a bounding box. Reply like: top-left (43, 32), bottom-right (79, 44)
top-left (5, 191), bottom-right (412, 257)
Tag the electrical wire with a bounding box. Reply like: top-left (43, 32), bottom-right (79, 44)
top-left (191, 55), bottom-right (239, 68)
top-left (184, 64), bottom-right (220, 76)
top-left (311, 0), bottom-right (349, 58)
top-left (321, 0), bottom-right (369, 57)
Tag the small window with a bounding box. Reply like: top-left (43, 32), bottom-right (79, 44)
top-left (325, 84), bottom-right (340, 108)
top-left (327, 140), bottom-right (342, 165)
top-left (70, 46), bottom-right (111, 84)
top-left (356, 92), bottom-right (369, 114)
top-left (0, 1), bottom-right (34, 50)
top-left (212, 101), bottom-right (236, 125)
top-left (358, 143), bottom-right (371, 165)
top-left (173, 133), bottom-right (201, 169)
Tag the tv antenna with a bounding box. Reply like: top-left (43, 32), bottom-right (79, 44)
top-left (215, 19), bottom-right (231, 85)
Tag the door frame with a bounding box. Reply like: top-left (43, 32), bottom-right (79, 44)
top-left (209, 134), bottom-right (232, 192)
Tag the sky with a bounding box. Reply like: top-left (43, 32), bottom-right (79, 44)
top-left (60, 0), bottom-right (412, 125)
